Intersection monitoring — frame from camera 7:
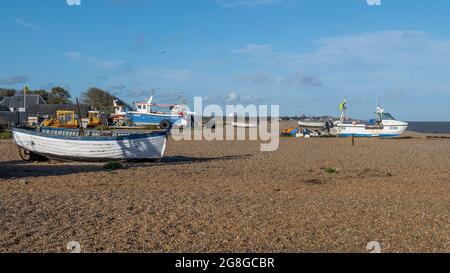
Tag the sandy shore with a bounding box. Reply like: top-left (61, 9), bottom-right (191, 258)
top-left (0, 124), bottom-right (449, 253)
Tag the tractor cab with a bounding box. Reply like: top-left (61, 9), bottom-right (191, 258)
top-left (42, 110), bottom-right (103, 129)
top-left (88, 111), bottom-right (101, 127)
top-left (56, 111), bottom-right (79, 128)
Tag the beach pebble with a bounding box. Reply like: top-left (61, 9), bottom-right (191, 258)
top-left (19, 179), bottom-right (30, 185)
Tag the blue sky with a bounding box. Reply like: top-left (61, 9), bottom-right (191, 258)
top-left (1, 0), bottom-right (450, 120)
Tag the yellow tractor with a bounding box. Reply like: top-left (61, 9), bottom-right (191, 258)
top-left (42, 110), bottom-right (102, 128)
top-left (42, 110), bottom-right (79, 128)
top-left (85, 111), bottom-right (101, 128)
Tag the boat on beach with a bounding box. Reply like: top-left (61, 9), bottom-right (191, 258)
top-left (12, 127), bottom-right (167, 162)
top-left (126, 93), bottom-right (192, 129)
top-left (334, 99), bottom-right (408, 137)
top-left (297, 121), bottom-right (327, 128)
top-left (227, 112), bottom-right (259, 128)
top-left (230, 121), bottom-right (259, 128)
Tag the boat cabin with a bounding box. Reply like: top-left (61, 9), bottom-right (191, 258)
top-left (375, 106), bottom-right (396, 122)
top-left (134, 96), bottom-right (184, 117)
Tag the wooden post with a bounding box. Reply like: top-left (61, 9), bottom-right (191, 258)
top-left (352, 134), bottom-right (355, 146)
top-left (76, 98), bottom-right (85, 136)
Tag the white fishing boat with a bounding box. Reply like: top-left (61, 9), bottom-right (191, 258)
top-left (335, 99), bottom-right (408, 137)
top-left (297, 121), bottom-right (327, 128)
top-left (126, 92), bottom-right (194, 129)
top-left (227, 112), bottom-right (259, 128)
top-left (12, 127), bottom-right (167, 162)
top-left (230, 121), bottom-right (259, 128)
top-left (111, 99), bottom-right (128, 126)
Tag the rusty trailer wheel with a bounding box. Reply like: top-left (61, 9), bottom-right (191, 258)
top-left (18, 147), bottom-right (32, 161)
top-left (18, 148), bottom-right (47, 162)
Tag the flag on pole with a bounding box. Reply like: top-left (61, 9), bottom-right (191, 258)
top-left (339, 99), bottom-right (347, 111)
top-left (23, 85), bottom-right (29, 112)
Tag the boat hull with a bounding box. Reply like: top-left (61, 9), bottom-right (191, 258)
top-left (127, 112), bottom-right (184, 127)
top-left (229, 121), bottom-right (259, 128)
top-left (298, 121), bottom-right (327, 128)
top-left (336, 121), bottom-right (408, 138)
top-left (12, 128), bottom-right (167, 162)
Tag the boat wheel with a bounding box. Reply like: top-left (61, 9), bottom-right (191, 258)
top-left (18, 148), bottom-right (33, 161)
top-left (18, 148), bottom-right (46, 162)
top-left (159, 119), bottom-right (171, 130)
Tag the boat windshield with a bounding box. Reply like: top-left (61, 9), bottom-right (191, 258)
top-left (381, 113), bottom-right (395, 120)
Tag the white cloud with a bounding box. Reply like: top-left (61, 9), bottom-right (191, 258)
top-left (129, 68), bottom-right (192, 83)
top-left (15, 18), bottom-right (42, 31)
top-left (288, 31), bottom-right (450, 91)
top-left (206, 91), bottom-right (264, 104)
top-left (0, 76), bottom-right (30, 85)
top-left (235, 73), bottom-right (275, 84)
top-left (284, 71), bottom-right (322, 87)
top-left (63, 52), bottom-right (125, 68)
top-left (226, 31), bottom-right (450, 119)
top-left (224, 91), bottom-right (239, 103)
top-left (235, 71), bottom-right (321, 87)
top-left (100, 67), bottom-right (194, 99)
top-left (232, 44), bottom-right (272, 55)
top-left (235, 31), bottom-right (450, 94)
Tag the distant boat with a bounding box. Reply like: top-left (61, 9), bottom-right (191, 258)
top-left (126, 93), bottom-right (193, 129)
top-left (335, 99), bottom-right (408, 137)
top-left (298, 121), bottom-right (332, 128)
top-left (12, 127), bottom-right (167, 162)
top-left (227, 112), bottom-right (259, 128)
top-left (111, 99), bottom-right (128, 126)
top-left (230, 121), bottom-right (259, 128)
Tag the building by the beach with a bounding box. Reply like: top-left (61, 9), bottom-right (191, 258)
top-left (0, 94), bottom-right (91, 126)
top-left (0, 103), bottom-right (9, 112)
top-left (1, 94), bottom-right (47, 112)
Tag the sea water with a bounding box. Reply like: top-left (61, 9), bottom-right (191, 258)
top-left (407, 122), bottom-right (450, 134)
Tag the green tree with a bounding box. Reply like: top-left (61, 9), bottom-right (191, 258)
top-left (29, 89), bottom-right (50, 102)
top-left (81, 87), bottom-right (123, 113)
top-left (0, 88), bottom-right (16, 101)
top-left (48, 86), bottom-right (72, 104)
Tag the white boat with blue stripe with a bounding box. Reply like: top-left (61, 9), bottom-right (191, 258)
top-left (334, 99), bottom-right (408, 138)
top-left (12, 127), bottom-right (167, 162)
top-left (127, 94), bottom-right (192, 129)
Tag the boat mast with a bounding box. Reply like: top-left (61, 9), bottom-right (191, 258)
top-left (376, 96), bottom-right (383, 121)
top-left (147, 81), bottom-right (156, 113)
top-left (76, 97), bottom-right (85, 136)
top-left (339, 98), bottom-right (348, 123)
top-left (179, 91), bottom-right (187, 105)
top-left (23, 86), bottom-right (28, 113)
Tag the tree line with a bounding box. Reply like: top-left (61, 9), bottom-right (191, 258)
top-left (0, 87), bottom-right (127, 113)
top-left (0, 87), bottom-right (72, 105)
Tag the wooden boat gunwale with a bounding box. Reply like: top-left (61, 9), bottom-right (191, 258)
top-left (12, 127), bottom-right (167, 141)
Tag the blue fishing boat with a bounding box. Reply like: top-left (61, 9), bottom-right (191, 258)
top-left (126, 94), bottom-right (192, 129)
